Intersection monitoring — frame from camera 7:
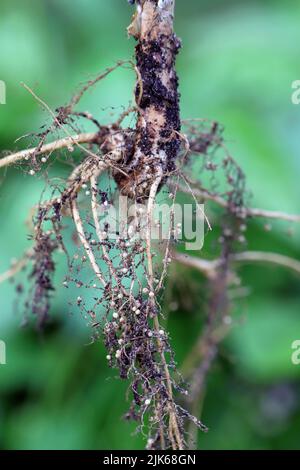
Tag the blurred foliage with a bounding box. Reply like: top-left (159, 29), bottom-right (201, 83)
top-left (0, 0), bottom-right (300, 450)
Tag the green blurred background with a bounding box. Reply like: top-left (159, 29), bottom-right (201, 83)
top-left (0, 0), bottom-right (300, 450)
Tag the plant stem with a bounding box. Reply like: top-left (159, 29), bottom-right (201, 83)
top-left (117, 0), bottom-right (181, 199)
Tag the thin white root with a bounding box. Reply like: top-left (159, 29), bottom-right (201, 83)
top-left (0, 250), bottom-right (33, 284)
top-left (232, 251), bottom-right (300, 274)
top-left (146, 173), bottom-right (163, 290)
top-left (174, 182), bottom-right (300, 224)
top-left (71, 199), bottom-right (107, 287)
top-left (180, 176), bottom-right (212, 231)
top-left (0, 133), bottom-right (98, 169)
top-left (173, 250), bottom-right (300, 277)
top-left (172, 252), bottom-right (220, 279)
top-left (2, 83), bottom-right (126, 176)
